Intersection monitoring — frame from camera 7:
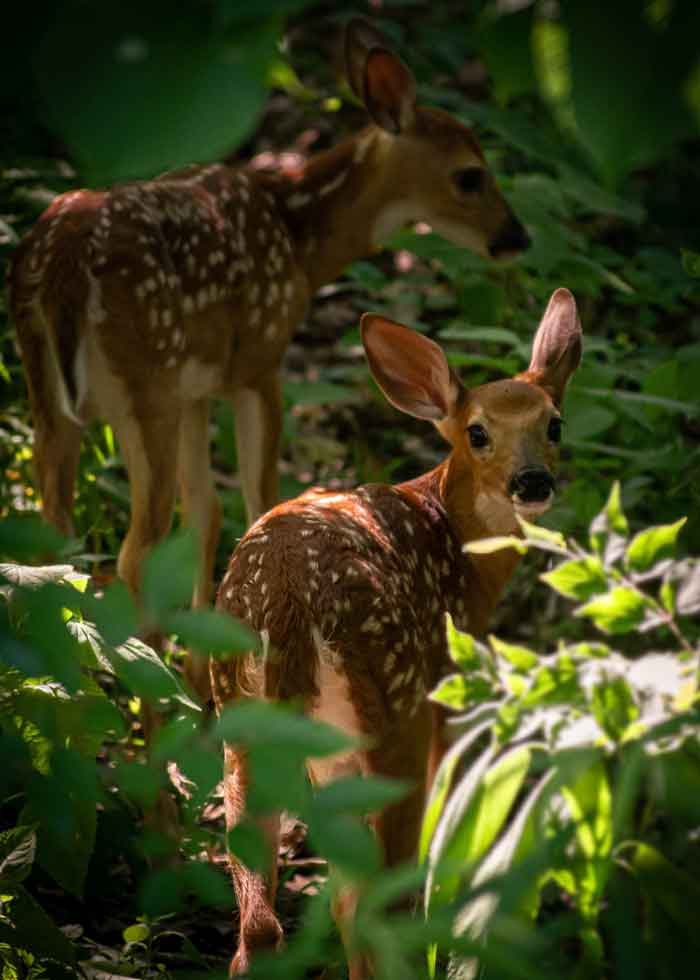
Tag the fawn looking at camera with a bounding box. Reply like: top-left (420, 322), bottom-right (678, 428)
top-left (213, 288), bottom-right (582, 977)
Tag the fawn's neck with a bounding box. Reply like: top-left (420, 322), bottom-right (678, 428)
top-left (263, 127), bottom-right (407, 292)
top-left (400, 460), bottom-right (522, 635)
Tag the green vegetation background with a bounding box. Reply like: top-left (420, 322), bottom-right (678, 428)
top-left (0, 0), bottom-right (699, 976)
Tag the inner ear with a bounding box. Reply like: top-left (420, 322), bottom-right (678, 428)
top-left (523, 288), bottom-right (582, 406)
top-left (363, 49), bottom-right (416, 133)
top-left (361, 314), bottom-right (463, 421)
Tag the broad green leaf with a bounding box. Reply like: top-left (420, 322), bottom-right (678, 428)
top-left (227, 820), bottom-right (268, 872)
top-left (590, 678), bottom-right (639, 742)
top-left (309, 812), bottom-right (381, 876)
top-left (463, 536), bottom-right (527, 556)
top-left (560, 758), bottom-right (612, 918)
top-left (0, 883), bottom-right (76, 962)
top-left (590, 481), bottom-right (628, 550)
top-left (166, 607), bottom-right (257, 656)
top-left (429, 673), bottom-right (493, 710)
top-left (141, 860), bottom-right (233, 916)
top-left (517, 518), bottom-right (566, 550)
top-left (420, 720), bottom-right (495, 865)
top-left (24, 749), bottom-right (98, 899)
top-left (312, 776), bottom-right (409, 816)
top-left (107, 636), bottom-right (199, 710)
top-left (489, 635), bottom-right (538, 671)
top-left (83, 579), bottom-right (139, 647)
top-left (124, 922), bottom-right (150, 944)
top-left (682, 249), bottom-right (700, 278)
top-left (451, 769), bottom-right (557, 965)
top-left (0, 518), bottom-right (67, 563)
top-left (521, 654), bottom-right (580, 708)
top-left (34, 7), bottom-right (286, 184)
top-left (630, 843), bottom-right (700, 932)
top-left (541, 557), bottom-right (608, 600)
top-left (0, 826), bottom-right (36, 885)
top-left (426, 742), bottom-right (498, 909)
top-left (215, 701), bottom-right (358, 758)
top-left (576, 587), bottom-right (647, 634)
top-left (446, 616), bottom-right (482, 672)
top-left (625, 518), bottom-right (687, 572)
top-left (141, 529), bottom-right (198, 620)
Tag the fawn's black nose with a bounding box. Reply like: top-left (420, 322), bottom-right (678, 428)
top-left (508, 466), bottom-right (555, 502)
top-left (489, 218), bottom-right (530, 258)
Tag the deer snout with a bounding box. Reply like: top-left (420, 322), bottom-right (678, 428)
top-left (489, 217), bottom-right (530, 259)
top-left (508, 466), bottom-right (555, 518)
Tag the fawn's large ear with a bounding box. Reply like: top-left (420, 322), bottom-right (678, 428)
top-left (361, 314), bottom-right (463, 421)
top-left (524, 288), bottom-right (582, 407)
top-left (344, 19), bottom-right (417, 133)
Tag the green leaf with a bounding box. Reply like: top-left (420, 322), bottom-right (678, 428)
top-left (309, 812), bottom-right (381, 876)
top-left (0, 883), bottom-right (77, 962)
top-left (34, 7), bottom-right (286, 184)
top-left (0, 517), bottom-right (67, 563)
top-left (541, 557), bottom-right (608, 600)
top-left (83, 579), bottom-right (139, 647)
top-left (682, 249), bottom-right (700, 278)
top-left (141, 529), bottom-right (198, 620)
top-left (107, 636), bottom-right (200, 710)
top-left (517, 518), bottom-right (566, 550)
top-left (312, 776), bottom-right (409, 816)
top-left (451, 769), bottom-right (557, 958)
top-left (560, 758), bottom-right (612, 918)
top-left (24, 749), bottom-right (98, 899)
top-left (446, 616), bottom-right (482, 672)
top-left (590, 677), bottom-right (639, 742)
top-left (631, 843), bottom-right (700, 932)
top-left (215, 701), bottom-right (359, 757)
top-left (590, 481), bottom-right (629, 550)
top-left (426, 742), bottom-right (498, 909)
top-left (166, 607), bottom-right (258, 656)
top-left (625, 518), bottom-right (687, 572)
top-left (489, 635), bottom-right (538, 671)
top-left (0, 827), bottom-right (36, 886)
top-left (463, 536), bottom-right (527, 556)
top-left (419, 721), bottom-right (495, 865)
top-left (124, 922), bottom-right (150, 944)
top-left (521, 654), bottom-right (580, 708)
top-left (577, 587), bottom-right (647, 634)
top-left (429, 673), bottom-right (493, 710)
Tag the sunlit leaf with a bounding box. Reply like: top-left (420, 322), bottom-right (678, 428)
top-left (489, 635), bottom-right (538, 671)
top-left (625, 518), bottom-right (687, 573)
top-left (541, 556), bottom-right (607, 600)
top-left (167, 607), bottom-right (257, 656)
top-left (141, 529), bottom-right (198, 620)
top-left (576, 587), bottom-right (647, 634)
top-left (463, 536), bottom-right (527, 556)
top-left (215, 701), bottom-right (358, 757)
top-left (590, 677), bottom-right (639, 742)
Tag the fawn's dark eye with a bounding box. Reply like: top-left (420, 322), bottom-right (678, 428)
top-left (467, 423), bottom-right (489, 449)
top-left (548, 417), bottom-right (562, 443)
top-left (453, 167), bottom-right (485, 194)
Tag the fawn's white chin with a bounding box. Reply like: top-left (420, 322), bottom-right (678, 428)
top-left (512, 494), bottom-right (553, 520)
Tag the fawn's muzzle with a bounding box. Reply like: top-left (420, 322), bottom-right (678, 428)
top-left (489, 218), bottom-right (530, 259)
top-left (508, 466), bottom-right (555, 504)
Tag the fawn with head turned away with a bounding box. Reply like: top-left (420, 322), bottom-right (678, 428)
top-left (8, 19), bottom-right (527, 678)
top-left (212, 287), bottom-right (582, 976)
